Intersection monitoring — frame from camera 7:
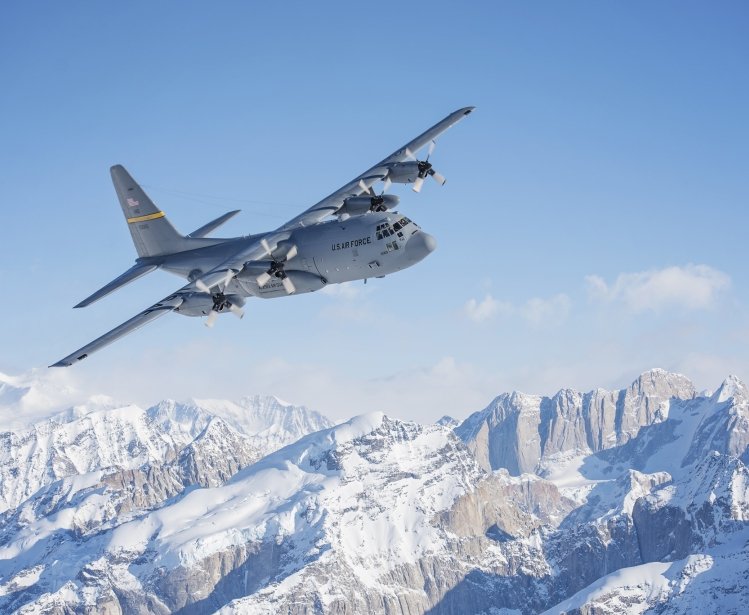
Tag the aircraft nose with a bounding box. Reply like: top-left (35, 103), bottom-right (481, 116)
top-left (405, 231), bottom-right (437, 262)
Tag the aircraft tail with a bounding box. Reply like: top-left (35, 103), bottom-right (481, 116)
top-left (111, 165), bottom-right (191, 257)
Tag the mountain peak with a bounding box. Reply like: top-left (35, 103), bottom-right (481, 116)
top-left (712, 375), bottom-right (748, 403)
top-left (629, 368), bottom-right (695, 400)
top-left (330, 411), bottom-right (386, 444)
top-left (437, 415), bottom-right (460, 428)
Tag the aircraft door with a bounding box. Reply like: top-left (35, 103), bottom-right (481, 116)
top-left (313, 256), bottom-right (326, 278)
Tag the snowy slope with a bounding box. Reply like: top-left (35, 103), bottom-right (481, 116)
top-left (1, 413), bottom-right (487, 614)
top-left (0, 371), bottom-right (332, 516)
top-left (1, 369), bottom-right (747, 614)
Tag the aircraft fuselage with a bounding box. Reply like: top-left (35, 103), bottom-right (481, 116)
top-left (151, 211), bottom-right (436, 302)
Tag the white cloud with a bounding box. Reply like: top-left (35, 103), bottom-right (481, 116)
top-left (586, 264), bottom-right (731, 313)
top-left (320, 281), bottom-right (365, 300)
top-left (674, 352), bottom-right (749, 394)
top-left (75, 351), bottom-right (501, 425)
top-left (464, 293), bottom-right (570, 326)
top-left (319, 281), bottom-right (377, 321)
top-left (520, 294), bottom-right (571, 326)
top-left (464, 294), bottom-right (505, 322)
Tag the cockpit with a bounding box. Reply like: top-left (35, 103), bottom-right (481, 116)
top-left (376, 216), bottom-right (416, 241)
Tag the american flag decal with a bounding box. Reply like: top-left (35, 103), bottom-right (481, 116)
top-left (127, 197), bottom-right (140, 207)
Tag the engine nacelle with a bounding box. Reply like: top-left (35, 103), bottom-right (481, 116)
top-left (340, 194), bottom-right (399, 215)
top-left (238, 269), bottom-right (326, 298)
top-left (174, 293), bottom-right (245, 317)
top-left (385, 161), bottom-right (421, 185)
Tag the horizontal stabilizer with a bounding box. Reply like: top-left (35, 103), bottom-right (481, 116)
top-left (187, 210), bottom-right (241, 238)
top-left (74, 263), bottom-right (158, 308)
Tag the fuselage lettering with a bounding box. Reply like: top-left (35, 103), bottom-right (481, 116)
top-left (331, 236), bottom-right (372, 251)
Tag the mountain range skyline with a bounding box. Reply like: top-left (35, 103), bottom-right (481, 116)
top-left (2, 363), bottom-right (743, 428)
top-left (1, 367), bottom-right (747, 613)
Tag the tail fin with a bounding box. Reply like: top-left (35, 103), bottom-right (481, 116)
top-left (111, 165), bottom-right (190, 257)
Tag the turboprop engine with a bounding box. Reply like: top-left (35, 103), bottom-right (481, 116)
top-left (384, 141), bottom-right (446, 192)
top-left (174, 292), bottom-right (246, 317)
top-left (236, 267), bottom-right (327, 298)
top-left (339, 194), bottom-right (399, 215)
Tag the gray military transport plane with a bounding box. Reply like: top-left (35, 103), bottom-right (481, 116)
top-left (51, 107), bottom-right (474, 367)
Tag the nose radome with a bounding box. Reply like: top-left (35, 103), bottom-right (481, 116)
top-left (405, 232), bottom-right (437, 262)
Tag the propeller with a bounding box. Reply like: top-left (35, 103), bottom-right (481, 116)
top-left (202, 296), bottom-right (244, 327)
top-left (357, 179), bottom-right (392, 213)
top-left (194, 269), bottom-right (244, 326)
top-left (228, 303), bottom-right (244, 319)
top-left (195, 269), bottom-right (235, 294)
top-left (205, 310), bottom-right (218, 328)
top-left (256, 238), bottom-right (298, 294)
top-left (410, 141), bottom-right (446, 193)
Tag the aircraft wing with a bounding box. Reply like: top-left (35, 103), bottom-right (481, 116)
top-left (275, 107), bottom-right (475, 232)
top-left (52, 255), bottom-right (263, 367)
top-left (51, 292), bottom-right (187, 367)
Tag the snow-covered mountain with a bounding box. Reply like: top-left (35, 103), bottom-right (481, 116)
top-left (0, 371), bottom-right (331, 517)
top-left (455, 368), bottom-right (697, 475)
top-left (1, 369), bottom-right (747, 614)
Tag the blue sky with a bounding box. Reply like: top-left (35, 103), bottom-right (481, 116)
top-left (1, 2), bottom-right (747, 422)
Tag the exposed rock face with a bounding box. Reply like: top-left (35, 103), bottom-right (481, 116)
top-left (456, 391), bottom-right (544, 475)
top-left (0, 395), bottom-right (331, 515)
top-left (457, 369), bottom-right (697, 474)
top-left (1, 370), bottom-right (747, 614)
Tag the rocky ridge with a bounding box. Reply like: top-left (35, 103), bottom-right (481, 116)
top-left (456, 368), bottom-right (697, 474)
top-left (0, 369), bottom-right (747, 614)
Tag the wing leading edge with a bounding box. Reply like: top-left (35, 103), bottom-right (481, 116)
top-left (277, 106), bottom-right (475, 231)
top-left (51, 295), bottom-right (185, 367)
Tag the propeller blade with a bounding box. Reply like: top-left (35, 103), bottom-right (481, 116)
top-left (427, 140), bottom-right (436, 159)
top-left (430, 170), bottom-right (446, 185)
top-left (358, 179), bottom-right (369, 193)
top-left (383, 177), bottom-right (392, 193)
top-left (196, 279), bottom-right (211, 294)
top-left (282, 276), bottom-right (296, 294)
top-left (221, 270), bottom-right (235, 289)
top-left (256, 271), bottom-right (272, 288)
top-left (285, 245), bottom-right (298, 261)
top-left (205, 310), bottom-right (218, 328)
top-left (412, 176), bottom-right (425, 193)
top-left (228, 304), bottom-right (244, 319)
top-left (404, 147), bottom-right (415, 161)
top-left (260, 238), bottom-right (272, 257)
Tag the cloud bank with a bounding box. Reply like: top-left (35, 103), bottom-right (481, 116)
top-left (586, 264), bottom-right (730, 313)
top-left (464, 293), bottom-right (570, 326)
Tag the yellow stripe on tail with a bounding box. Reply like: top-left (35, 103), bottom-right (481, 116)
top-left (127, 211), bottom-right (166, 224)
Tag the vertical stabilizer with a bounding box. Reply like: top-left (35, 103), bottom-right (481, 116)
top-left (111, 165), bottom-right (188, 257)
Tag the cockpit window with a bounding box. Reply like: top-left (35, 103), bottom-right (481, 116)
top-left (377, 217), bottom-right (415, 241)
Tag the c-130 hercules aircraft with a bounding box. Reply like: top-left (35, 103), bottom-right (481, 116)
top-left (51, 107), bottom-right (474, 367)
